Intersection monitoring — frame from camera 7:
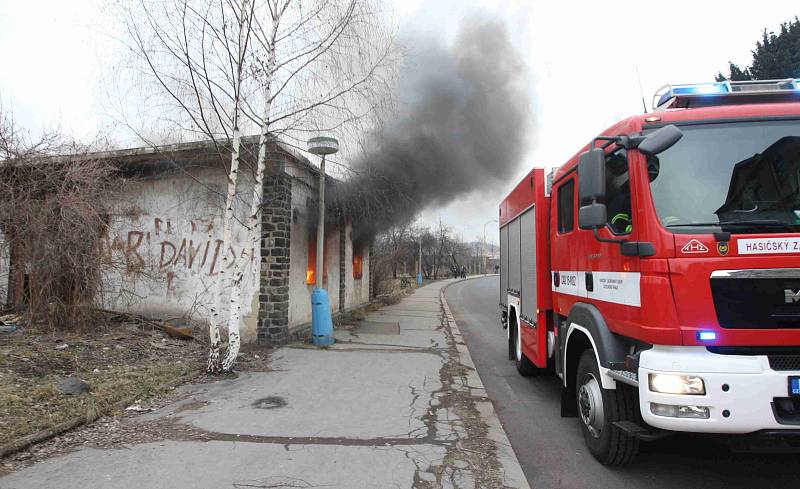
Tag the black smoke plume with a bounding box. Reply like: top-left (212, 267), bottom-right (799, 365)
top-left (331, 17), bottom-right (530, 241)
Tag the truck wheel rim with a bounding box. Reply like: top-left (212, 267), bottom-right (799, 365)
top-left (515, 320), bottom-right (522, 361)
top-left (578, 374), bottom-right (604, 438)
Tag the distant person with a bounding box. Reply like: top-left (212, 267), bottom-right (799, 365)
top-left (461, 266), bottom-right (466, 279)
top-left (494, 265), bottom-right (499, 274)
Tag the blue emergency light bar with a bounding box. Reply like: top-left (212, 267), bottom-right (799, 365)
top-left (653, 79), bottom-right (800, 110)
top-left (696, 331), bottom-right (717, 341)
top-left (670, 82), bottom-right (730, 96)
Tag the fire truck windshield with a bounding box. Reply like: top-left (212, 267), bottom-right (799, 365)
top-left (647, 119), bottom-right (800, 234)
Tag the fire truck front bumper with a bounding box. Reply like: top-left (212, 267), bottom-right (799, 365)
top-left (637, 346), bottom-right (800, 434)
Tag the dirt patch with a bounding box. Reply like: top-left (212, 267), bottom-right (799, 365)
top-left (0, 318), bottom-right (204, 447)
top-left (0, 314), bottom-right (272, 469)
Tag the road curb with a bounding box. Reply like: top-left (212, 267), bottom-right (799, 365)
top-left (440, 278), bottom-right (531, 489)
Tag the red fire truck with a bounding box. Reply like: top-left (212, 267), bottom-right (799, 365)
top-left (499, 79), bottom-right (800, 465)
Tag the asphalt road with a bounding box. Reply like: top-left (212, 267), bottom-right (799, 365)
top-left (446, 275), bottom-right (800, 489)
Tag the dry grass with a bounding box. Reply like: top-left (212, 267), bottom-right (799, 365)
top-left (0, 319), bottom-right (205, 446)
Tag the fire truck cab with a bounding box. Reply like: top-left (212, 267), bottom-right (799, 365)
top-left (499, 79), bottom-right (800, 465)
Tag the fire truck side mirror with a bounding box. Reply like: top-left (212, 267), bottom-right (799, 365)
top-left (637, 124), bottom-right (683, 156)
top-left (578, 148), bottom-right (606, 203)
top-left (578, 147), bottom-right (608, 230)
top-left (579, 202), bottom-right (607, 230)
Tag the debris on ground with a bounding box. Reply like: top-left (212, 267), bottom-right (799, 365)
top-left (0, 314), bottom-right (19, 334)
top-left (55, 378), bottom-right (91, 396)
top-left (162, 324), bottom-right (194, 340)
top-left (0, 308), bottom-right (274, 471)
top-left (124, 403), bottom-right (155, 413)
top-left (0, 312), bottom-right (205, 451)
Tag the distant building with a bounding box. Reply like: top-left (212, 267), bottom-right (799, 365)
top-left (0, 137), bottom-right (370, 346)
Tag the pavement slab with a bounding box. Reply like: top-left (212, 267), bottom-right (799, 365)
top-left (0, 279), bottom-right (529, 489)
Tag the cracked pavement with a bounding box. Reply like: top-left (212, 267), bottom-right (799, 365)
top-left (0, 280), bottom-right (529, 489)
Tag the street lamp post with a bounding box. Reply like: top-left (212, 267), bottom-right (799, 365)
top-left (483, 219), bottom-right (498, 275)
top-left (417, 236), bottom-right (423, 286)
top-left (308, 136), bottom-right (339, 346)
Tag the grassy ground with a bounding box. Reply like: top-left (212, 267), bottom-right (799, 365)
top-left (0, 318), bottom-right (205, 446)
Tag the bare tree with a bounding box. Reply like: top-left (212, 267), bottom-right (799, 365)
top-left (119, 0), bottom-right (399, 372)
top-left (373, 219), bottom-right (479, 285)
top-left (0, 106), bottom-right (122, 330)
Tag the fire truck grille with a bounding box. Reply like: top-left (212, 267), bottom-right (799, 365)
top-left (768, 355), bottom-right (800, 371)
top-left (708, 347), bottom-right (800, 371)
top-left (710, 277), bottom-right (800, 329)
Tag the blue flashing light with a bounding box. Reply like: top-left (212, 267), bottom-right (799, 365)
top-left (671, 82), bottom-right (730, 96)
top-left (655, 81), bottom-right (732, 108)
top-left (697, 331), bottom-right (717, 341)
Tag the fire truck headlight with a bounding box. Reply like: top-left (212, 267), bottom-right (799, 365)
top-left (648, 373), bottom-right (706, 395)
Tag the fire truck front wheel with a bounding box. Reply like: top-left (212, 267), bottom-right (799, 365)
top-left (576, 350), bottom-right (640, 465)
top-left (511, 316), bottom-right (538, 376)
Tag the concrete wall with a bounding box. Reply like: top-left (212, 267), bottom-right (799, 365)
top-left (287, 167), bottom-right (315, 329)
top-left (0, 141), bottom-right (372, 345)
top-left (349, 239), bottom-right (370, 307)
top-left (100, 165), bottom-right (262, 342)
top-left (342, 223), bottom-right (370, 309)
top-left (284, 160), bottom-right (371, 334)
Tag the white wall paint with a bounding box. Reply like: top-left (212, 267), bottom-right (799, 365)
top-left (0, 153), bottom-right (372, 340)
top-left (101, 166), bottom-right (261, 341)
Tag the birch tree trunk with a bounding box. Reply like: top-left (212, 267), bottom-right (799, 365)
top-left (121, 0), bottom-right (399, 374)
top-left (221, 8), bottom-right (279, 372)
top-left (207, 0), bottom-right (252, 373)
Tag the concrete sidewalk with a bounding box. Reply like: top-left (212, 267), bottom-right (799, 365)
top-left (0, 280), bottom-right (528, 489)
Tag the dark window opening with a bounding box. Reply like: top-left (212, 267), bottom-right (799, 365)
top-left (605, 151), bottom-right (633, 235)
top-left (353, 250), bottom-right (363, 279)
top-left (557, 179), bottom-right (575, 233)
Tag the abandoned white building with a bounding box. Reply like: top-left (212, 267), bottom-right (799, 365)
top-left (0, 138), bottom-right (371, 345)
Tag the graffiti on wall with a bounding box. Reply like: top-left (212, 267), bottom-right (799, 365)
top-left (100, 217), bottom-right (255, 289)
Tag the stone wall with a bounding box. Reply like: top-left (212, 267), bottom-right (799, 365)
top-left (257, 168), bottom-right (293, 345)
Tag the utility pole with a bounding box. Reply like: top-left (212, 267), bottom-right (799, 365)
top-left (308, 136), bottom-right (339, 346)
top-left (316, 155), bottom-right (326, 289)
top-left (417, 235), bottom-right (423, 286)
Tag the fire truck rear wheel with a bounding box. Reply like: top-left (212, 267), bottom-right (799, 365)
top-left (576, 350), bottom-right (639, 465)
top-left (513, 316), bottom-right (538, 376)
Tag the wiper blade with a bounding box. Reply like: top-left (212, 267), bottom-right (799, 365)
top-left (667, 219), bottom-right (794, 228)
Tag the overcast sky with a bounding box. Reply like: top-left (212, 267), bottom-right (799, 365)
top-left (1, 0), bottom-right (798, 243)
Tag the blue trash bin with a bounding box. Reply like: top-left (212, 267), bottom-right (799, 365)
top-left (311, 288), bottom-right (334, 346)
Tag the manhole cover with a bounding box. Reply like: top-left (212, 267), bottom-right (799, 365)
top-left (252, 396), bottom-right (287, 410)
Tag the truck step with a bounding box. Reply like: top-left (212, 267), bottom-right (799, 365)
top-left (612, 421), bottom-right (670, 441)
top-left (608, 369), bottom-right (639, 387)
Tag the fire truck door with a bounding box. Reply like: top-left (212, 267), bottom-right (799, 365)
top-left (581, 149), bottom-right (641, 310)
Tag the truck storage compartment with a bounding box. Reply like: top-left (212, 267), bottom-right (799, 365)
top-left (499, 167), bottom-right (552, 316)
top-left (520, 207), bottom-right (537, 324)
top-left (508, 217), bottom-right (521, 295)
top-left (500, 225), bottom-right (509, 307)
